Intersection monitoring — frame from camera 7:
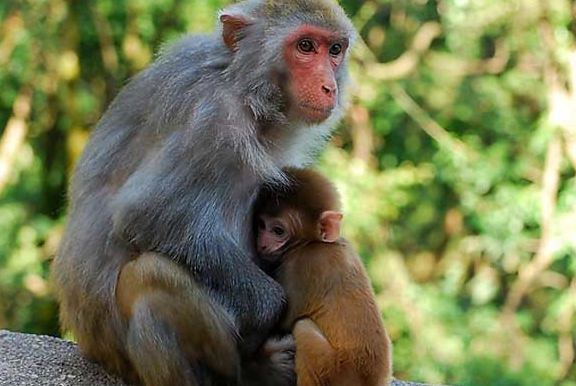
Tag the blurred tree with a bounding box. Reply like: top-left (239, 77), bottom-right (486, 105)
top-left (1, 0), bottom-right (575, 385)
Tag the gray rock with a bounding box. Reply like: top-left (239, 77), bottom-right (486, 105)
top-left (0, 330), bottom-right (440, 386)
top-left (0, 330), bottom-right (126, 386)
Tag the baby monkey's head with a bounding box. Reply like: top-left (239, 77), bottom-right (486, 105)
top-left (256, 168), bottom-right (343, 260)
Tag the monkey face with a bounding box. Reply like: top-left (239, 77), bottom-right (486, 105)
top-left (256, 213), bottom-right (291, 257)
top-left (256, 206), bottom-right (343, 261)
top-left (282, 25), bottom-right (349, 124)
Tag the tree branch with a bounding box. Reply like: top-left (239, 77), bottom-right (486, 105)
top-left (90, 5), bottom-right (119, 73)
top-left (387, 83), bottom-right (473, 159)
top-left (502, 134), bottom-right (562, 318)
top-left (0, 12), bottom-right (24, 66)
top-left (359, 22), bottom-right (442, 81)
top-left (0, 87), bottom-right (33, 196)
top-left (557, 275), bottom-right (576, 379)
top-left (425, 39), bottom-right (509, 77)
top-left (348, 105), bottom-right (376, 164)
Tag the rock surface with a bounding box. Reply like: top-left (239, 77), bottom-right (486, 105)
top-left (0, 330), bottom-right (440, 386)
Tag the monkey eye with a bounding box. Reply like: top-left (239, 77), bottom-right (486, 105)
top-left (272, 226), bottom-right (286, 237)
top-left (329, 43), bottom-right (342, 56)
top-left (298, 39), bottom-right (315, 53)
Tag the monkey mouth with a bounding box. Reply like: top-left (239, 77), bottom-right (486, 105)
top-left (299, 103), bottom-right (334, 121)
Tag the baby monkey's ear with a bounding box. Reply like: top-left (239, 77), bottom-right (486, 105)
top-left (319, 211), bottom-right (343, 243)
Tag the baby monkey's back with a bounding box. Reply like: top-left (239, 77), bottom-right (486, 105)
top-left (278, 239), bottom-right (392, 386)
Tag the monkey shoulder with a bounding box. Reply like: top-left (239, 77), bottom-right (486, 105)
top-left (280, 239), bottom-right (363, 285)
top-left (317, 239), bottom-right (373, 291)
top-left (121, 33), bottom-right (230, 113)
top-left (157, 34), bottom-right (229, 69)
top-left (319, 238), bottom-right (363, 269)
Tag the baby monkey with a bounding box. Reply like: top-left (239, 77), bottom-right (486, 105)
top-left (255, 168), bottom-right (392, 386)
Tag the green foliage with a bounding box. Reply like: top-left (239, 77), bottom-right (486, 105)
top-left (1, 0), bottom-right (576, 385)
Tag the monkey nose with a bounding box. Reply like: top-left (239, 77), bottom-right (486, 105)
top-left (321, 84), bottom-right (336, 97)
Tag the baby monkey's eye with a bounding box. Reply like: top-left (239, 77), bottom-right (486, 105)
top-left (272, 226), bottom-right (285, 236)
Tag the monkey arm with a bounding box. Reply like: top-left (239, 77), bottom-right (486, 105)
top-left (112, 197), bottom-right (286, 355)
top-left (110, 138), bottom-right (285, 354)
top-left (276, 250), bottom-right (331, 332)
top-left (293, 319), bottom-right (338, 386)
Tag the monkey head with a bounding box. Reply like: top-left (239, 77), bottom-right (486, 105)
top-left (219, 0), bottom-right (357, 125)
top-left (256, 207), bottom-right (342, 257)
top-left (255, 167), bottom-right (343, 259)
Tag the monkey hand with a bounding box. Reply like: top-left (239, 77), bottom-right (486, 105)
top-left (243, 334), bottom-right (296, 386)
top-left (262, 334), bottom-right (296, 379)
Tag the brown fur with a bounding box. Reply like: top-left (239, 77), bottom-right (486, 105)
top-left (257, 168), bottom-right (393, 386)
top-left (259, 167), bottom-right (341, 227)
top-left (279, 241), bottom-right (392, 386)
top-left (112, 253), bottom-right (298, 386)
top-left (115, 254), bottom-right (240, 385)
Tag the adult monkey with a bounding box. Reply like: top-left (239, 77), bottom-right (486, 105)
top-left (52, 0), bottom-right (356, 385)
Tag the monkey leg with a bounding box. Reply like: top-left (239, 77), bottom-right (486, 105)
top-left (126, 299), bottom-right (198, 386)
top-left (293, 319), bottom-right (338, 386)
top-left (117, 253), bottom-right (241, 386)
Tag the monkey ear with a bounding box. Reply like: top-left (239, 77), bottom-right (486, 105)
top-left (220, 14), bottom-right (251, 51)
top-left (319, 211), bottom-right (343, 243)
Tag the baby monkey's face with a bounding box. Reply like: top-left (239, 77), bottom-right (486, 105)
top-left (256, 212), bottom-right (293, 257)
top-left (256, 206), bottom-right (343, 259)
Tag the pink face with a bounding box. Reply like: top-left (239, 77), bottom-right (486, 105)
top-left (283, 25), bottom-right (348, 123)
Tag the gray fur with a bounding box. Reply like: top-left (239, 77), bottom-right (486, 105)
top-left (52, 0), bottom-right (355, 385)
